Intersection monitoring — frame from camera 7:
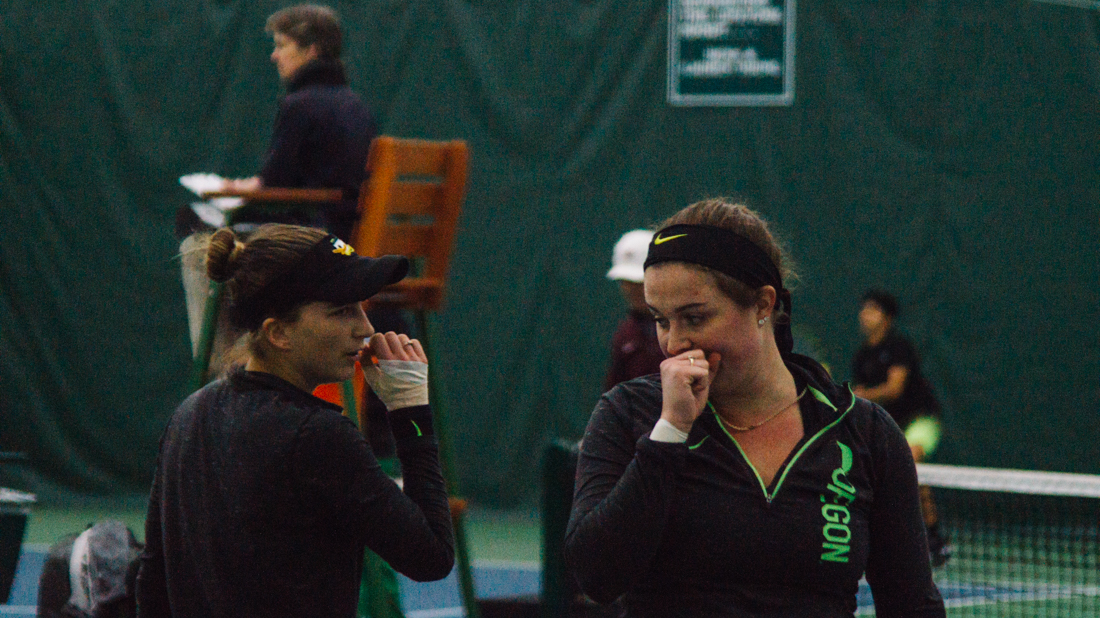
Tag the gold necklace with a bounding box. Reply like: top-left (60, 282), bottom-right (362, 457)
top-left (711, 390), bottom-right (805, 432)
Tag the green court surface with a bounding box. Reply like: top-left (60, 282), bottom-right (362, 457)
top-left (20, 501), bottom-right (542, 564)
top-left (5, 502), bottom-right (545, 618)
top-left (21, 501), bottom-right (146, 546)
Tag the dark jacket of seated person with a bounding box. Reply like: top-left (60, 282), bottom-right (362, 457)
top-left (253, 57), bottom-right (377, 241)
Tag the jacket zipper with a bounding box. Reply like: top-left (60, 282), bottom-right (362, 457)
top-left (715, 385), bottom-right (856, 503)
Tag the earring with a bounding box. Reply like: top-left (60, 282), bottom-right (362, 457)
top-left (758, 316), bottom-right (769, 326)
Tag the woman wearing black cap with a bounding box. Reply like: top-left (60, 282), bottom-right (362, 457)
top-left (137, 224), bottom-right (454, 618)
top-left (564, 199), bottom-right (944, 617)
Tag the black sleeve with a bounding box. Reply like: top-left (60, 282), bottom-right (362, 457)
top-left (36, 536), bottom-right (76, 618)
top-left (293, 405), bottom-right (455, 582)
top-left (259, 97), bottom-right (309, 188)
top-left (851, 347), bottom-right (868, 386)
top-left (863, 407), bottom-right (945, 617)
top-left (136, 444), bottom-right (170, 618)
top-left (564, 391), bottom-right (687, 604)
top-left (885, 336), bottom-right (918, 372)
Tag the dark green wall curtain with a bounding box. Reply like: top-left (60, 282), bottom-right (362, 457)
top-left (2, 0), bottom-right (1097, 506)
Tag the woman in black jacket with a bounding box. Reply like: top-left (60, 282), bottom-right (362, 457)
top-left (565, 199), bottom-right (944, 617)
top-left (138, 224), bottom-right (454, 618)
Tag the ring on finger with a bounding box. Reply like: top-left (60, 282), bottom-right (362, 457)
top-left (689, 357), bottom-right (695, 367)
top-left (403, 341), bottom-right (416, 348)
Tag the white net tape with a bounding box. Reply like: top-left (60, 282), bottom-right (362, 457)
top-left (918, 463), bottom-right (1100, 499)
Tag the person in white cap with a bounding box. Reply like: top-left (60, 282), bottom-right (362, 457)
top-left (604, 229), bottom-right (665, 391)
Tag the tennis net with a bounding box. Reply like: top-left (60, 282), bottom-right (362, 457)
top-left (913, 463), bottom-right (1100, 616)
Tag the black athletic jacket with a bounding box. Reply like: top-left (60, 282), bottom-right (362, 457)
top-left (565, 354), bottom-right (945, 617)
top-left (136, 369), bottom-right (453, 618)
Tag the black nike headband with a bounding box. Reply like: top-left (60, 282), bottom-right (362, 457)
top-left (643, 223), bottom-right (794, 356)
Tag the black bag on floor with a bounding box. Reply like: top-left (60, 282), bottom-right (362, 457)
top-left (37, 521), bottom-right (143, 618)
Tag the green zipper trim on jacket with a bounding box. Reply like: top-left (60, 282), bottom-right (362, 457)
top-left (809, 385), bottom-right (838, 411)
top-left (688, 436), bottom-right (709, 450)
top-left (714, 385), bottom-right (856, 503)
top-left (715, 419), bottom-right (771, 497)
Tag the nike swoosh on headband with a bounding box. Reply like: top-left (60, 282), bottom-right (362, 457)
top-left (653, 233), bottom-right (687, 245)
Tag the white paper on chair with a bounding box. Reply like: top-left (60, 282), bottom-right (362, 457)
top-left (0, 486), bottom-right (37, 505)
top-left (180, 173), bottom-right (244, 228)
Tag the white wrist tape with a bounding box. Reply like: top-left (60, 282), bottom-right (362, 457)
top-left (650, 418), bottom-right (689, 443)
top-left (362, 360), bottom-right (429, 410)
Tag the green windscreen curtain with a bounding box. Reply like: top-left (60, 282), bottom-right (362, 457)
top-left (2, 0), bottom-right (1098, 506)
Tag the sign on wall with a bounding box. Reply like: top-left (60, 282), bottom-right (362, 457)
top-left (667, 0), bottom-right (796, 106)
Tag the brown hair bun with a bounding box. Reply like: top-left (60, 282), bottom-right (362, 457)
top-left (206, 228), bottom-right (245, 283)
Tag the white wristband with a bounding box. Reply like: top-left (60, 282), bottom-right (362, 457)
top-left (650, 418), bottom-right (689, 443)
top-left (362, 360), bottom-right (429, 410)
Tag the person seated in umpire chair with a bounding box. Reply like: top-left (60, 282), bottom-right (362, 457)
top-left (177, 3), bottom-right (404, 459)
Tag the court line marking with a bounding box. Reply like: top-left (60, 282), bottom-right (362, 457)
top-left (472, 559), bottom-right (540, 571)
top-left (406, 608), bottom-right (465, 618)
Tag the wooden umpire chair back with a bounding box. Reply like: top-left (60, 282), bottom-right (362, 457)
top-left (351, 136), bottom-right (478, 618)
top-left (351, 136), bottom-right (468, 311)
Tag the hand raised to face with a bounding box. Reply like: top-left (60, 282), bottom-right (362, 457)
top-left (363, 331), bottom-right (428, 364)
top-left (659, 350), bottom-right (722, 433)
top-left (360, 332), bottom-right (430, 411)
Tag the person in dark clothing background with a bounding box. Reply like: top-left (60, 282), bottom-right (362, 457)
top-left (187, 4), bottom-right (404, 461)
top-left (221, 3), bottom-right (377, 241)
top-left (565, 199), bottom-right (945, 617)
top-left (137, 224), bottom-right (454, 618)
top-left (851, 288), bottom-right (950, 567)
top-left (604, 229), bottom-right (665, 391)
top-left (180, 4), bottom-right (382, 369)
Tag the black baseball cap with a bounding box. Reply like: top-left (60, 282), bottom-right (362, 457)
top-left (231, 234), bottom-right (409, 330)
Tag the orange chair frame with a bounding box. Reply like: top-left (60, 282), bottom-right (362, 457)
top-left (351, 137), bottom-right (468, 310)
